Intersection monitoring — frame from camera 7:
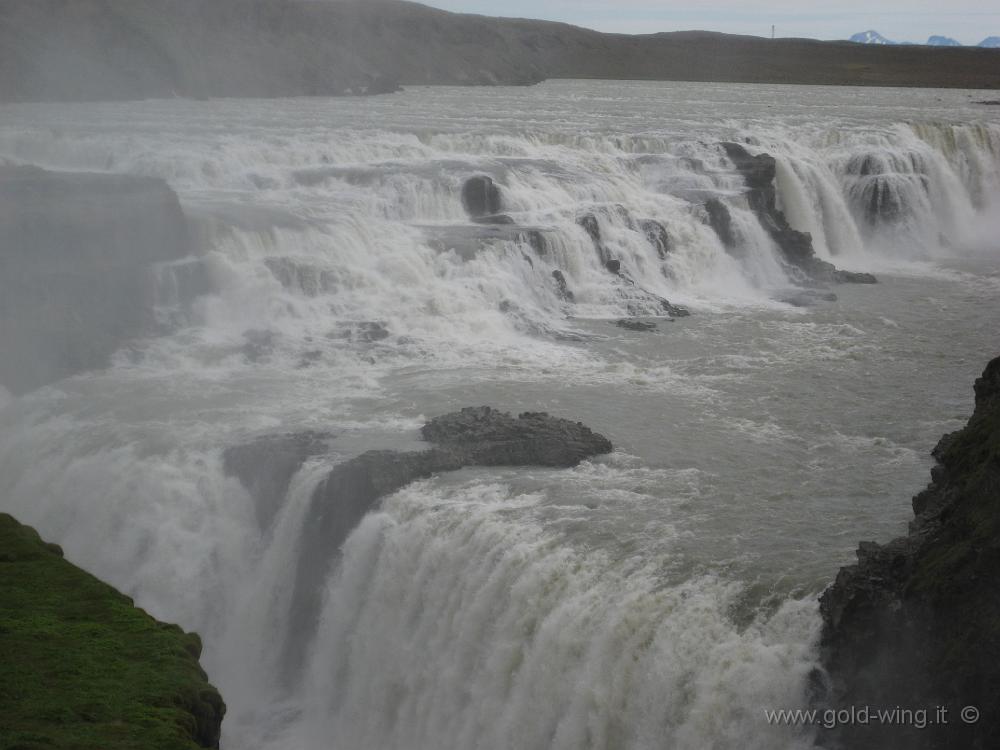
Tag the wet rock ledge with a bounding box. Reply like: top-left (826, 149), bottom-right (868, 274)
top-left (0, 513), bottom-right (225, 749)
top-left (718, 142), bottom-right (878, 287)
top-left (819, 356), bottom-right (1000, 750)
top-left (225, 406), bottom-right (613, 676)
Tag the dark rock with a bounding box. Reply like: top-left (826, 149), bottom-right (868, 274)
top-left (833, 270), bottom-right (878, 284)
top-left (975, 99), bottom-right (1000, 105)
top-left (775, 289), bottom-right (838, 307)
top-left (421, 223), bottom-right (548, 261)
top-left (640, 219), bottom-right (672, 259)
top-left (577, 213), bottom-right (602, 243)
top-left (551, 270), bottom-right (574, 302)
top-left (577, 212), bottom-right (617, 266)
top-left (473, 213), bottom-right (516, 225)
top-left (521, 229), bottom-right (546, 256)
top-left (721, 142), bottom-right (776, 189)
top-left (609, 280), bottom-right (690, 319)
top-left (0, 165), bottom-right (193, 395)
top-left (223, 431), bottom-right (334, 530)
top-left (704, 198), bottom-right (737, 248)
top-left (421, 406), bottom-right (613, 467)
top-left (718, 145), bottom-right (878, 286)
top-left (614, 319), bottom-right (657, 332)
top-left (284, 406), bottom-right (613, 676)
top-left (574, 216), bottom-right (687, 316)
top-left (819, 356), bottom-right (1000, 750)
top-left (659, 299), bottom-right (691, 318)
top-left (609, 203), bottom-right (637, 230)
top-left (461, 175), bottom-right (503, 219)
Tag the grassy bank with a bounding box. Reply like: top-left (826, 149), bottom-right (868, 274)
top-left (0, 514), bottom-right (224, 750)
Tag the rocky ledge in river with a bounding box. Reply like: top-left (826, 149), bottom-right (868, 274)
top-left (819, 356), bottom-right (1000, 750)
top-left (453, 175), bottom-right (690, 319)
top-left (717, 142), bottom-right (878, 287)
top-left (224, 406), bottom-right (613, 677)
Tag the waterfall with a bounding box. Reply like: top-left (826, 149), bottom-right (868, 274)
top-left (0, 84), bottom-right (998, 750)
top-left (297, 481), bottom-right (819, 750)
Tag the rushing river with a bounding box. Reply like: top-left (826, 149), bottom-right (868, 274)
top-left (1, 80), bottom-right (999, 749)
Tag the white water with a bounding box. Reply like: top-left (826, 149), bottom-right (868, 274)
top-left (1, 80), bottom-right (999, 749)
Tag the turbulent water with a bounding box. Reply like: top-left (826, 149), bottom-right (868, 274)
top-left (1, 80), bottom-right (999, 749)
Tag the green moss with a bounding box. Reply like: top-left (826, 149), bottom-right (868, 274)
top-left (938, 407), bottom-right (1000, 491)
top-left (907, 379), bottom-right (1000, 596)
top-left (0, 514), bottom-right (224, 750)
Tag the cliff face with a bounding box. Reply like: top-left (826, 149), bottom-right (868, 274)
top-left (0, 165), bottom-right (194, 395)
top-left (1, 0), bottom-right (998, 102)
top-left (820, 356), bottom-right (1000, 749)
top-left (0, 513), bottom-right (225, 749)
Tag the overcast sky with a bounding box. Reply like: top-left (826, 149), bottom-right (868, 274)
top-left (417, 1), bottom-right (1000, 45)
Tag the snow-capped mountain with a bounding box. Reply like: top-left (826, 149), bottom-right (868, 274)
top-left (850, 30), bottom-right (895, 44)
top-left (850, 31), bottom-right (1000, 47)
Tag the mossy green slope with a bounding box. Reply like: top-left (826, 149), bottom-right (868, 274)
top-left (0, 514), bottom-right (224, 750)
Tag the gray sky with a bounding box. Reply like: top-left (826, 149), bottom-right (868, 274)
top-left (417, 1), bottom-right (1000, 45)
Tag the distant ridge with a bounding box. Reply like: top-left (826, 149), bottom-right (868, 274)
top-left (2, 0), bottom-right (1000, 102)
top-left (850, 30), bottom-right (1000, 48)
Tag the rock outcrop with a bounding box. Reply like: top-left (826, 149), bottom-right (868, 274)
top-left (0, 165), bottom-right (194, 395)
top-left (704, 198), bottom-right (737, 249)
top-left (640, 219), bottom-right (672, 259)
top-left (420, 406), bottom-right (613, 466)
top-left (819, 356), bottom-right (1000, 750)
top-left (719, 142), bottom-right (878, 286)
top-left (222, 431), bottom-right (334, 530)
top-left (263, 407), bottom-right (613, 677)
top-left (461, 175), bottom-right (504, 220)
top-left (552, 270), bottom-right (575, 302)
top-left (614, 319), bottom-right (658, 332)
top-left (0, 513), bottom-right (225, 749)
top-left (575, 210), bottom-right (690, 318)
